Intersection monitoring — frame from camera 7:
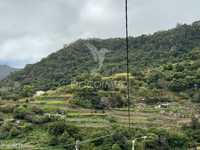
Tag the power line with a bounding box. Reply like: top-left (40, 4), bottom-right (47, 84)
top-left (125, 0), bottom-right (131, 130)
top-left (67, 1), bottom-right (132, 149)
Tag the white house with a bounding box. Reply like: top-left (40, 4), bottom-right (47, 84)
top-left (34, 91), bottom-right (45, 97)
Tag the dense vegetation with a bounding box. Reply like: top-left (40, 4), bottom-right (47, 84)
top-left (0, 21), bottom-right (200, 149)
top-left (0, 99), bottom-right (200, 150)
top-left (0, 65), bottom-right (18, 80)
top-left (1, 21), bottom-right (200, 99)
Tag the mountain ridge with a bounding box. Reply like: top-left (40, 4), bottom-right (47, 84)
top-left (1, 21), bottom-right (200, 96)
top-left (0, 65), bottom-right (18, 80)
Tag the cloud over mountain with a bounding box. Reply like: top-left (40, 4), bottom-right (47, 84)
top-left (0, 0), bottom-right (200, 68)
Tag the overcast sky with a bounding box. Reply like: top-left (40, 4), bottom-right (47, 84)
top-left (0, 0), bottom-right (200, 68)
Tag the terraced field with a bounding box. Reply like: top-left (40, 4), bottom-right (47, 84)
top-left (29, 97), bottom-right (199, 129)
top-left (0, 97), bottom-right (200, 150)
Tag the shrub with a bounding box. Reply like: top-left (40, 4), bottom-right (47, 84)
top-left (168, 79), bottom-right (188, 92)
top-left (192, 92), bottom-right (200, 103)
top-left (24, 114), bottom-right (51, 124)
top-left (167, 132), bottom-right (189, 148)
top-left (190, 116), bottom-right (200, 130)
top-left (13, 106), bottom-right (29, 119)
top-left (49, 136), bottom-right (59, 146)
top-left (21, 85), bottom-right (34, 97)
top-left (59, 131), bottom-right (71, 143)
top-left (60, 131), bottom-right (75, 149)
top-left (0, 112), bottom-right (4, 122)
top-left (0, 121), bottom-right (13, 132)
top-left (65, 124), bottom-right (80, 139)
top-left (9, 127), bottom-right (20, 137)
top-left (0, 131), bottom-right (9, 139)
top-left (48, 121), bottom-right (67, 136)
top-left (146, 128), bottom-right (189, 149)
top-left (107, 94), bottom-right (126, 108)
top-left (175, 64), bottom-right (185, 72)
top-left (48, 122), bottom-right (80, 147)
top-left (72, 86), bottom-right (102, 109)
top-left (0, 121), bottom-right (14, 139)
top-left (21, 123), bottom-right (33, 132)
top-left (163, 64), bottom-right (173, 71)
top-left (30, 106), bottom-right (44, 115)
top-left (0, 104), bottom-right (15, 113)
top-left (147, 70), bottom-right (164, 84)
top-left (107, 116), bottom-right (117, 123)
top-left (112, 144), bottom-right (122, 150)
top-left (112, 132), bottom-right (129, 150)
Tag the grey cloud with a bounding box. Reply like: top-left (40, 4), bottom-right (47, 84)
top-left (0, 0), bottom-right (200, 68)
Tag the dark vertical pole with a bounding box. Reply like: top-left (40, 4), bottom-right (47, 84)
top-left (125, 0), bottom-right (131, 130)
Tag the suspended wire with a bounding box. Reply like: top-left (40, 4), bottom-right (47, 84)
top-left (125, 0), bottom-right (131, 130)
top-left (63, 1), bottom-right (132, 149)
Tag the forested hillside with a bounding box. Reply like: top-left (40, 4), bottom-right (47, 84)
top-left (0, 65), bottom-right (18, 80)
top-left (0, 21), bottom-right (200, 150)
top-left (0, 21), bottom-right (200, 98)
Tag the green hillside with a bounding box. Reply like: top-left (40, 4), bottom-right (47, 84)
top-left (0, 21), bottom-right (200, 149)
top-left (0, 65), bottom-right (18, 80)
top-left (1, 21), bottom-right (200, 99)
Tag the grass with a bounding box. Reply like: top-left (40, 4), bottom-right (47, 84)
top-left (0, 99), bottom-right (197, 130)
top-left (46, 101), bottom-right (66, 105)
top-left (0, 98), bottom-right (199, 149)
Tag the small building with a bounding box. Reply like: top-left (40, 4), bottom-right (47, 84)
top-left (34, 91), bottom-right (45, 97)
top-left (155, 103), bottom-right (170, 109)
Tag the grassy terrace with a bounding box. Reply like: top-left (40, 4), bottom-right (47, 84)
top-left (0, 97), bottom-right (199, 149)
top-left (28, 97), bottom-right (198, 129)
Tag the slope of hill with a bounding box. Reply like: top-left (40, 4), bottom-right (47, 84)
top-left (1, 21), bottom-right (200, 96)
top-left (0, 65), bottom-right (18, 80)
top-left (0, 22), bottom-right (200, 150)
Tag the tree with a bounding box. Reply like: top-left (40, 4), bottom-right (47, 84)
top-left (112, 132), bottom-right (129, 150)
top-left (168, 79), bottom-right (187, 92)
top-left (163, 64), bottom-right (173, 71)
top-left (192, 91), bottom-right (200, 103)
top-left (112, 144), bottom-right (122, 150)
top-left (175, 64), bottom-right (185, 72)
top-left (72, 86), bottom-right (102, 109)
top-left (190, 116), bottom-right (200, 130)
top-left (21, 85), bottom-right (34, 97)
top-left (48, 121), bottom-right (67, 136)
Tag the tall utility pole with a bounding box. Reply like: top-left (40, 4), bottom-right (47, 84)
top-left (125, 0), bottom-right (131, 130)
